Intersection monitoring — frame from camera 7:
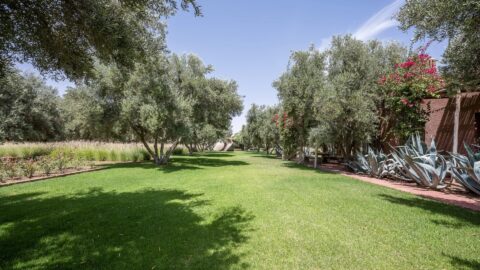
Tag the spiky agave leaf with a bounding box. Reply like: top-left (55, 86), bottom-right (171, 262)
top-left (347, 147), bottom-right (390, 178)
top-left (347, 151), bottom-right (369, 174)
top-left (404, 153), bottom-right (449, 189)
top-left (450, 143), bottom-right (480, 195)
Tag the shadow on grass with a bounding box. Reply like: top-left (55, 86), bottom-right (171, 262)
top-left (280, 162), bottom-right (337, 175)
top-left (0, 188), bottom-right (254, 269)
top-left (445, 254), bottom-right (480, 270)
top-left (101, 156), bottom-right (249, 174)
top-left (189, 152), bottom-right (235, 158)
top-left (378, 194), bottom-right (480, 227)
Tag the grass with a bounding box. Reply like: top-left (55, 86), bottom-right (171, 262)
top-left (0, 141), bottom-right (152, 161)
top-left (0, 151), bottom-right (479, 269)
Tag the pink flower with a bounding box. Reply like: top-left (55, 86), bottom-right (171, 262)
top-left (424, 67), bottom-right (436, 74)
top-left (400, 61), bottom-right (415, 68)
top-left (377, 75), bottom-right (386, 85)
top-left (418, 54), bottom-right (430, 61)
top-left (403, 72), bottom-right (414, 79)
top-left (401, 98), bottom-right (409, 105)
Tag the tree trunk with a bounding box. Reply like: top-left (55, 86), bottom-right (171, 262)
top-left (314, 145), bottom-right (318, 169)
top-left (297, 146), bottom-right (305, 164)
top-left (453, 91), bottom-right (461, 153)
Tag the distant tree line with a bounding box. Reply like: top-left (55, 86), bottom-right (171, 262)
top-left (0, 0), bottom-right (246, 165)
top-left (238, 35), bottom-right (444, 162)
top-left (0, 54), bottom-right (243, 164)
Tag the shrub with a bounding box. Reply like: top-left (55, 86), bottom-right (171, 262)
top-left (37, 156), bottom-right (54, 176)
top-left (50, 149), bottom-right (71, 173)
top-left (0, 162), bottom-right (5, 182)
top-left (19, 159), bottom-right (36, 178)
top-left (109, 150), bottom-right (118, 161)
top-left (172, 147), bottom-right (188, 156)
top-left (94, 150), bottom-right (109, 161)
top-left (119, 151), bottom-right (128, 162)
top-left (3, 159), bottom-right (18, 179)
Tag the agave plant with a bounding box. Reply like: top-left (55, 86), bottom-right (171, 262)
top-left (401, 137), bottom-right (450, 189)
top-left (450, 144), bottom-right (480, 195)
top-left (388, 133), bottom-right (428, 182)
top-left (347, 148), bottom-right (390, 178)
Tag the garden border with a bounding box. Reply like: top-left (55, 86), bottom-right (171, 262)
top-left (0, 167), bottom-right (103, 187)
top-left (314, 163), bottom-right (480, 212)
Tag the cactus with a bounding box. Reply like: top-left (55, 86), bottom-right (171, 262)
top-left (450, 144), bottom-right (480, 195)
top-left (347, 148), bottom-right (390, 178)
top-left (402, 138), bottom-right (450, 189)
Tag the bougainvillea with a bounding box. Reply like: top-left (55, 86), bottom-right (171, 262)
top-left (272, 112), bottom-right (297, 159)
top-left (378, 52), bottom-right (445, 143)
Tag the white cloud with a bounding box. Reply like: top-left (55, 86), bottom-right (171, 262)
top-left (318, 36), bottom-right (333, 52)
top-left (353, 0), bottom-right (403, 41)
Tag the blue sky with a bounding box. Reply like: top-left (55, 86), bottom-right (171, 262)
top-left (18, 0), bottom-right (447, 133)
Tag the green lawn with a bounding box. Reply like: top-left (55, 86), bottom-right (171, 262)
top-left (0, 151), bottom-right (479, 270)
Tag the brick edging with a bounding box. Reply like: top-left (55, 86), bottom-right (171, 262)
top-left (0, 167), bottom-right (103, 187)
top-left (316, 166), bottom-right (480, 212)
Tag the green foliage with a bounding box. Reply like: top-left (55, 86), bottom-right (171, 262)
top-left (50, 149), bottom-right (72, 173)
top-left (272, 36), bottom-right (408, 160)
top-left (308, 126), bottom-right (330, 148)
top-left (61, 86), bottom-right (119, 140)
top-left (18, 159), bottom-right (36, 178)
top-left (273, 45), bottom-right (326, 161)
top-left (319, 36), bottom-right (396, 158)
top-left (172, 147), bottom-right (189, 156)
top-left (112, 54), bottom-right (243, 165)
top-left (37, 156), bottom-right (54, 176)
top-left (244, 104), bottom-right (279, 152)
top-left (0, 69), bottom-right (64, 142)
top-left (0, 0), bottom-right (200, 79)
top-left (378, 52), bottom-right (444, 142)
top-left (397, 0), bottom-right (480, 89)
top-left (2, 159), bottom-right (18, 179)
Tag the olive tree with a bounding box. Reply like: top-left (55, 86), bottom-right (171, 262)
top-left (273, 46), bottom-right (326, 162)
top-left (169, 54), bottom-right (243, 154)
top-left (308, 126), bottom-right (330, 168)
top-left (0, 68), bottom-right (63, 141)
top-left (0, 0), bottom-right (200, 79)
top-left (121, 54), bottom-right (242, 165)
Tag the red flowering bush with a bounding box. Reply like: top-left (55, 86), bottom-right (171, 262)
top-left (377, 53), bottom-right (445, 142)
top-left (272, 112), bottom-right (297, 158)
top-left (272, 113), bottom-right (294, 129)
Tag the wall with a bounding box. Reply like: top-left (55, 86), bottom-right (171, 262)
top-left (424, 92), bottom-right (480, 154)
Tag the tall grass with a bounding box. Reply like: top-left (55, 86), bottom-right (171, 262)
top-left (0, 141), bottom-right (151, 162)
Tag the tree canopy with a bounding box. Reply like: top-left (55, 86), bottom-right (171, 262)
top-left (0, 68), bottom-right (63, 141)
top-left (0, 0), bottom-right (200, 79)
top-left (397, 0), bottom-right (480, 89)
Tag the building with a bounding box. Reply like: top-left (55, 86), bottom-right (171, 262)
top-left (424, 92), bottom-right (480, 154)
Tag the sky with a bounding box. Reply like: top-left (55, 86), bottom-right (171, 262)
top-left (17, 0), bottom-right (447, 133)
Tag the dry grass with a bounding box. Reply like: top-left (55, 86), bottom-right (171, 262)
top-left (0, 141), bottom-right (150, 161)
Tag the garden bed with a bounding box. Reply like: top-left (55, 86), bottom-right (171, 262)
top-left (0, 161), bottom-right (134, 187)
top-left (0, 166), bottom-right (102, 187)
